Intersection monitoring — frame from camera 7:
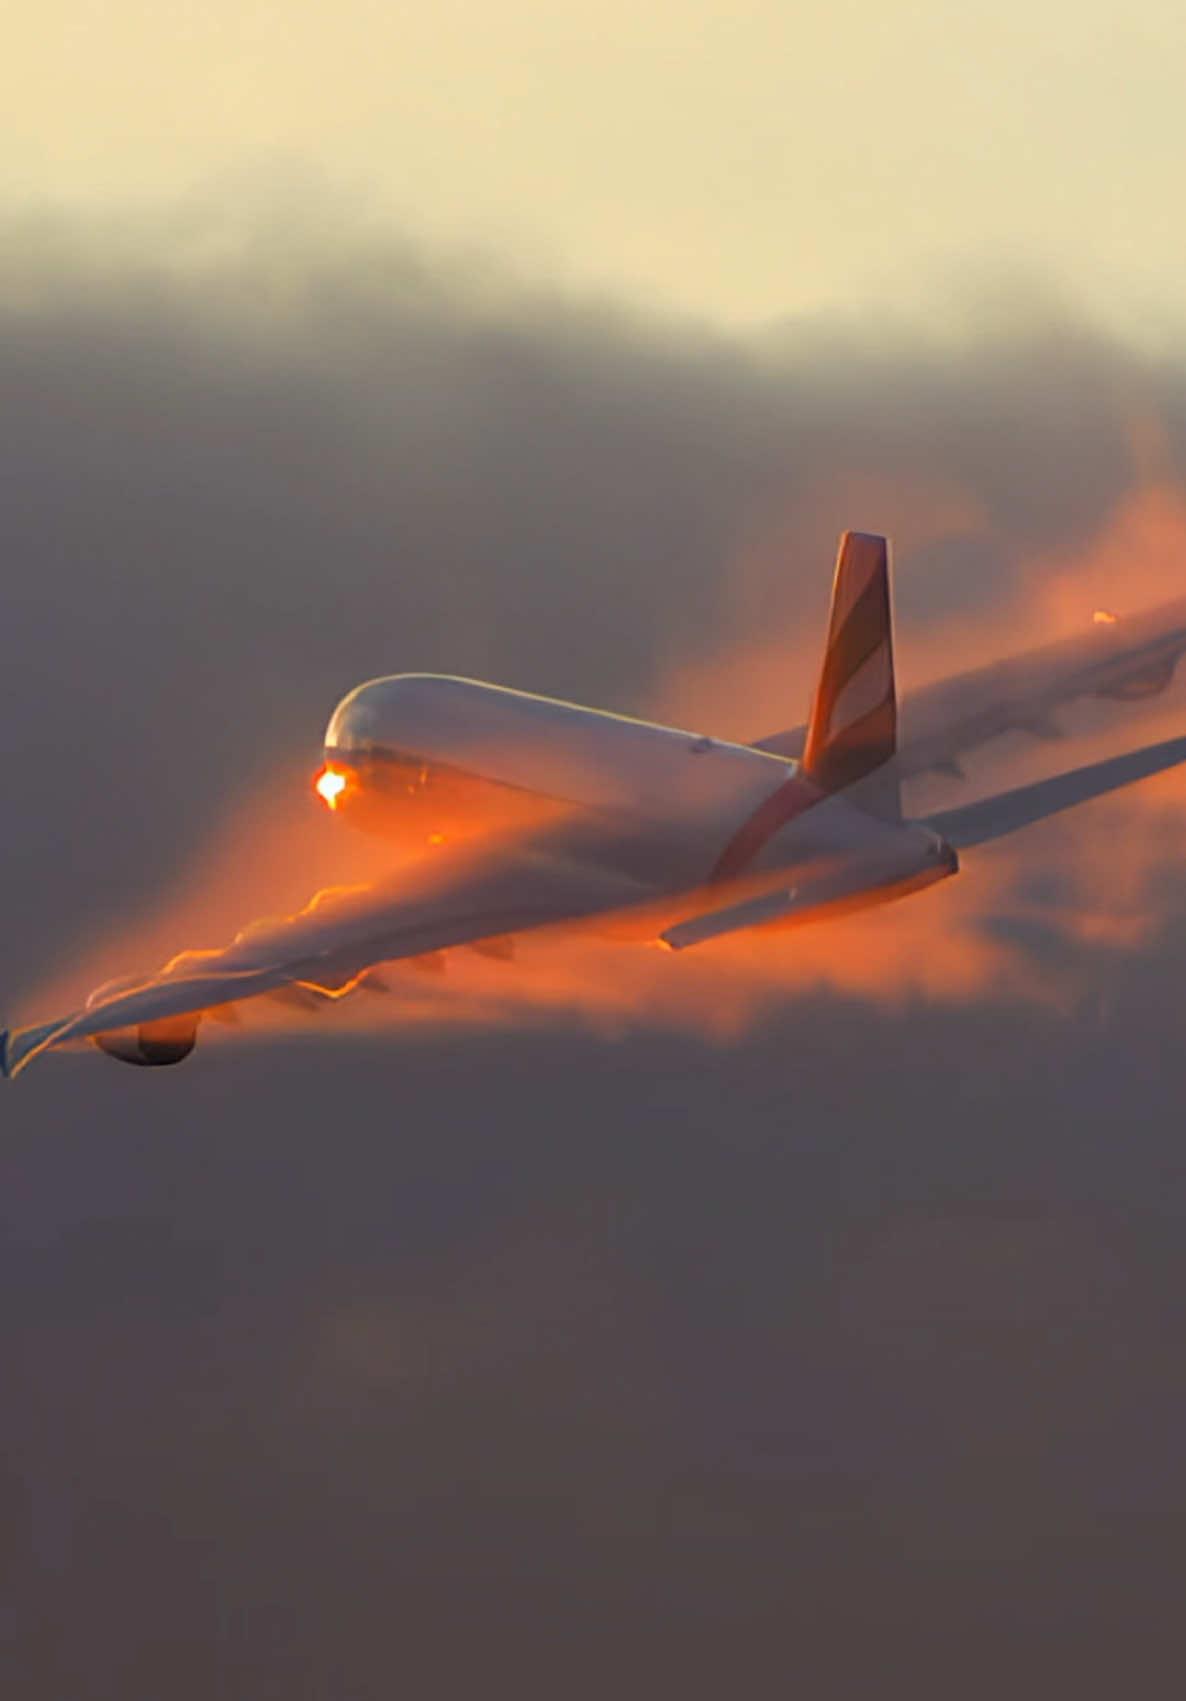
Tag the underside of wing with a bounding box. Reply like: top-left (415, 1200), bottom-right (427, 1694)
top-left (920, 732), bottom-right (1186, 849)
top-left (2, 850), bottom-right (649, 1077)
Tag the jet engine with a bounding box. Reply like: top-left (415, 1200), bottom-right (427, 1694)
top-left (93, 1014), bottom-right (200, 1067)
top-left (1096, 655), bottom-right (1180, 701)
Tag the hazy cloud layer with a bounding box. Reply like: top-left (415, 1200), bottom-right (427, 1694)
top-left (10, 1), bottom-right (1186, 328)
top-left (5, 209), bottom-right (1186, 1696)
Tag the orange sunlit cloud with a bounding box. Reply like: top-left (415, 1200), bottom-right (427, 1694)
top-left (17, 469), bottom-right (1186, 1055)
top-left (641, 469), bottom-right (1186, 1019)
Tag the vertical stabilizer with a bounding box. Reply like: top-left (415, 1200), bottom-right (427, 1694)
top-left (802, 531), bottom-right (898, 800)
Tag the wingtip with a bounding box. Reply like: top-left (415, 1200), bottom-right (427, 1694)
top-left (0, 1019), bottom-right (64, 1079)
top-left (0, 1025), bottom-right (32, 1080)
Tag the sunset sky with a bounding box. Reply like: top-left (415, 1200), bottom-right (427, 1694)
top-left (10, 0), bottom-right (1186, 328)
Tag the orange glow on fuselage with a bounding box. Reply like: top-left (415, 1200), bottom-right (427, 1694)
top-left (1093, 608), bottom-right (1119, 625)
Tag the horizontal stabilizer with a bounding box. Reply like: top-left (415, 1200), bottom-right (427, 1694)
top-left (661, 888), bottom-right (798, 951)
top-left (661, 822), bottom-right (961, 949)
top-left (921, 732), bottom-right (1186, 849)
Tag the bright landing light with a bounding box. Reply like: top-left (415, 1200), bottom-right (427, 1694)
top-left (315, 767), bottom-right (347, 808)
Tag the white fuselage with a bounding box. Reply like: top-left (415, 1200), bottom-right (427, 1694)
top-left (322, 674), bottom-right (956, 908)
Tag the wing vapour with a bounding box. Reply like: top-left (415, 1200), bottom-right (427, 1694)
top-left (2, 851), bottom-right (648, 1077)
top-left (920, 732), bottom-right (1186, 849)
top-left (753, 596), bottom-right (1186, 778)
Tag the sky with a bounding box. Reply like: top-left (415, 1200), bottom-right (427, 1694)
top-left (8, 0), bottom-right (1186, 330)
top-left (7, 5), bottom-right (1186, 1696)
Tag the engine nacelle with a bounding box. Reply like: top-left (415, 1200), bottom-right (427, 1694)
top-left (93, 1015), bottom-right (199, 1068)
top-left (1097, 655), bottom-right (1179, 701)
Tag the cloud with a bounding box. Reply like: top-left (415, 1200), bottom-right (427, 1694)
top-left (7, 202), bottom-right (1186, 1696)
top-left (9, 200), bottom-right (1186, 1033)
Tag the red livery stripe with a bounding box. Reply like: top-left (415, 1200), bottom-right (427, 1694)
top-left (709, 772), bottom-right (823, 883)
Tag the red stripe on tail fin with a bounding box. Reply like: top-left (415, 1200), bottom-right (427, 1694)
top-left (802, 531), bottom-right (897, 796)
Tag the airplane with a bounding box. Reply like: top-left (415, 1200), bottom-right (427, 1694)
top-left (6, 530), bottom-right (1186, 1078)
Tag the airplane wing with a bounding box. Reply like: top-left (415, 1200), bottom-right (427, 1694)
top-left (1, 847), bottom-right (651, 1078)
top-left (918, 731), bottom-right (1186, 849)
top-left (753, 595), bottom-right (1186, 778)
